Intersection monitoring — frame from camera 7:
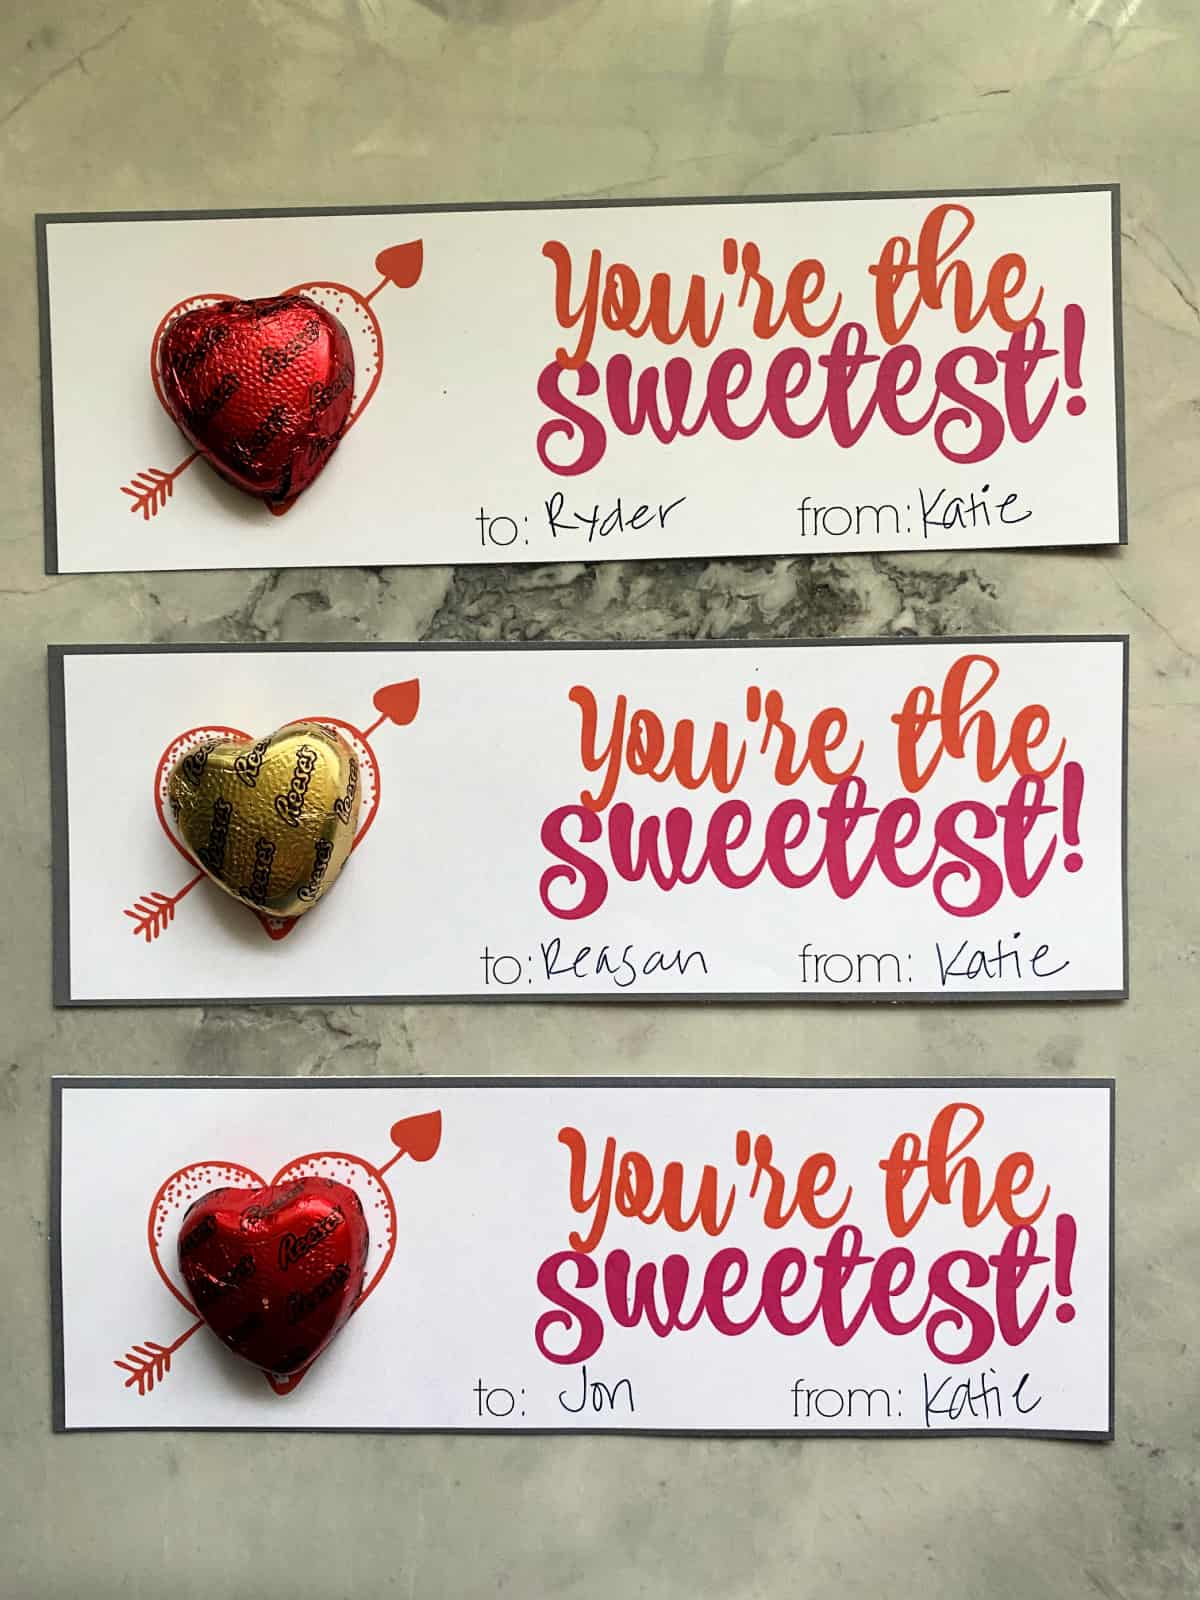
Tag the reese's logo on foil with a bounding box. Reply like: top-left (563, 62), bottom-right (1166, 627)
top-left (286, 1262), bottom-right (351, 1325)
top-left (274, 744), bottom-right (318, 829)
top-left (297, 837), bottom-right (334, 904)
top-left (196, 796), bottom-right (233, 874)
top-left (332, 757), bottom-right (358, 825)
top-left (276, 1207), bottom-right (344, 1271)
top-left (259, 318), bottom-right (321, 382)
top-left (239, 837), bottom-right (277, 905)
top-left (233, 737), bottom-right (270, 789)
top-left (179, 741), bottom-right (216, 785)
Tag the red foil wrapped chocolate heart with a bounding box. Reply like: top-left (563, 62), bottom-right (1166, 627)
top-left (156, 295), bottom-right (355, 504)
top-left (178, 1176), bottom-right (368, 1377)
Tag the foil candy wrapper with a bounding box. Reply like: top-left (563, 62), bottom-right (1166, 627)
top-left (167, 721), bottom-right (361, 918)
top-left (156, 294), bottom-right (355, 504)
top-left (179, 1176), bottom-right (369, 1377)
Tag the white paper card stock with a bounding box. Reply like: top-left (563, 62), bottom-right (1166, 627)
top-left (39, 187), bottom-right (1123, 574)
top-left (52, 1077), bottom-right (1114, 1437)
top-left (49, 638), bottom-right (1128, 1006)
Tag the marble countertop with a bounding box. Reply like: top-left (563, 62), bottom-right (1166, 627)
top-left (2, 1), bottom-right (1197, 1595)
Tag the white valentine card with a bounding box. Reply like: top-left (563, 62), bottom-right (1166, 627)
top-left (52, 1078), bottom-right (1114, 1437)
top-left (39, 187), bottom-right (1123, 574)
top-left (48, 638), bottom-right (1127, 1006)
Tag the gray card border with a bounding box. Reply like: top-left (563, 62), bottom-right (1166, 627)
top-left (36, 184), bottom-right (1126, 575)
top-left (50, 1074), bottom-right (1116, 1441)
top-left (48, 635), bottom-right (1130, 1009)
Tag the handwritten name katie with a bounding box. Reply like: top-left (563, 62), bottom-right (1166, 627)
top-left (535, 203), bottom-right (1088, 473)
top-left (538, 651), bottom-right (1085, 920)
top-left (534, 1103), bottom-right (1079, 1367)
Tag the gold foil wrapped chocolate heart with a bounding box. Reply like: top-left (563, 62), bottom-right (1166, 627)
top-left (167, 722), bottom-right (361, 919)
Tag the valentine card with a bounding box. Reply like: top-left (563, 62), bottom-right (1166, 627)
top-left (48, 637), bottom-right (1127, 1006)
top-left (51, 1077), bottom-right (1114, 1437)
top-left (38, 187), bottom-right (1123, 575)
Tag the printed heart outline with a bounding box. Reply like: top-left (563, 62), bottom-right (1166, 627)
top-left (149, 283), bottom-right (383, 519)
top-left (152, 716), bottom-right (381, 941)
top-left (147, 1150), bottom-right (399, 1396)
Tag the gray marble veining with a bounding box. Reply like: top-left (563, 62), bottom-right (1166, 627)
top-left (2, 0), bottom-right (1198, 1595)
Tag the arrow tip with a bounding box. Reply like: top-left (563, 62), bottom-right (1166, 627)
top-left (372, 679), bottom-right (420, 727)
top-left (374, 241), bottom-right (423, 290)
top-left (388, 1109), bottom-right (442, 1163)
